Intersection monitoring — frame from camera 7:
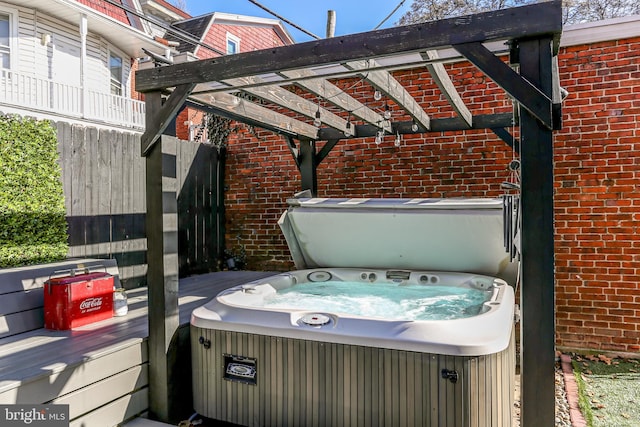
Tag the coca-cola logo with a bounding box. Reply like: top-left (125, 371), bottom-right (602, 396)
top-left (79, 297), bottom-right (103, 310)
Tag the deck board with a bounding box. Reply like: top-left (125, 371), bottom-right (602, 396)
top-left (0, 270), bottom-right (276, 399)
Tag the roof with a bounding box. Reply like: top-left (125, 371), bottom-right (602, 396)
top-left (18, 0), bottom-right (168, 57)
top-left (169, 15), bottom-right (210, 53)
top-left (166, 12), bottom-right (294, 55)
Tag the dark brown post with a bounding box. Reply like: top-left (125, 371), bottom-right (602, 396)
top-left (145, 133), bottom-right (180, 422)
top-left (299, 138), bottom-right (318, 196)
top-left (519, 37), bottom-right (556, 427)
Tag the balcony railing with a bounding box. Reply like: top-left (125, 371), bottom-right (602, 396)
top-left (0, 69), bottom-right (145, 130)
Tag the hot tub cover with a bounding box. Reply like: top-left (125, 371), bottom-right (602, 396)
top-left (278, 197), bottom-right (518, 285)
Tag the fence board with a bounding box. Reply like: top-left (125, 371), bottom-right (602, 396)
top-left (176, 142), bottom-right (222, 275)
top-left (56, 124), bottom-right (222, 287)
top-left (69, 125), bottom-right (87, 258)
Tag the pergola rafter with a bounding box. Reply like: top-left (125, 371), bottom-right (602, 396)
top-left (424, 49), bottom-right (473, 127)
top-left (345, 59), bottom-right (432, 131)
top-left (280, 69), bottom-right (393, 133)
top-left (137, 2), bottom-right (563, 425)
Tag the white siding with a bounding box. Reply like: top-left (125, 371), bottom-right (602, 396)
top-left (0, 2), bottom-right (145, 130)
top-left (34, 14), bottom-right (82, 86)
top-left (5, 3), bottom-right (135, 95)
top-left (86, 35), bottom-right (109, 93)
top-left (15, 6), bottom-right (36, 74)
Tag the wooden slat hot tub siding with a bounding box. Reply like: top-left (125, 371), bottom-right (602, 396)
top-left (192, 328), bottom-right (515, 427)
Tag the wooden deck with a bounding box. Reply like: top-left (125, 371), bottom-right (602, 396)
top-left (0, 268), bottom-right (275, 426)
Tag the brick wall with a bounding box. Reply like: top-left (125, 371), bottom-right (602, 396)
top-left (198, 23), bottom-right (288, 59)
top-left (221, 33), bottom-right (640, 354)
top-left (554, 36), bottom-right (640, 353)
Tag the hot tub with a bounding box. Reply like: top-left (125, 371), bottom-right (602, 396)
top-left (191, 198), bottom-right (518, 426)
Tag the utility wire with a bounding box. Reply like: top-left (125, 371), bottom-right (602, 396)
top-left (246, 0), bottom-right (321, 40)
top-left (373, 0), bottom-right (407, 30)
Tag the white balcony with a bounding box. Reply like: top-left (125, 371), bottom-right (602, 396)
top-left (0, 69), bottom-right (145, 131)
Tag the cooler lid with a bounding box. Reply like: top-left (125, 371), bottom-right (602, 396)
top-left (278, 197), bottom-right (518, 284)
top-left (46, 272), bottom-right (111, 285)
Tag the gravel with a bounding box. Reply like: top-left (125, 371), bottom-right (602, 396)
top-left (513, 364), bottom-right (573, 427)
top-left (555, 365), bottom-right (572, 426)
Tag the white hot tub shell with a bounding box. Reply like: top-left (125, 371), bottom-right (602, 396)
top-left (191, 198), bottom-right (518, 426)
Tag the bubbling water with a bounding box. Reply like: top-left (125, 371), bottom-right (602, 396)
top-left (261, 281), bottom-right (491, 321)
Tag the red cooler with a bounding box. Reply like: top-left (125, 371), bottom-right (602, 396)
top-left (44, 268), bottom-right (114, 330)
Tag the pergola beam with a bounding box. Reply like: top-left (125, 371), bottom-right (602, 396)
top-left (318, 112), bottom-right (515, 140)
top-left (136, 1), bottom-right (562, 93)
top-left (491, 127), bottom-right (519, 151)
top-left (141, 83), bottom-right (194, 156)
top-left (454, 41), bottom-right (554, 129)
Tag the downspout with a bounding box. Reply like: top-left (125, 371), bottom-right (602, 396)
top-left (79, 14), bottom-right (88, 118)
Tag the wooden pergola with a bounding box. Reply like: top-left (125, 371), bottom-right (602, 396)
top-left (136, 1), bottom-right (562, 425)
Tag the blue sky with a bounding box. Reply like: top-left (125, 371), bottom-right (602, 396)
top-left (183, 1), bottom-right (412, 42)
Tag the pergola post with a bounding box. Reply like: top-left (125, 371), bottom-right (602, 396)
top-left (145, 133), bottom-right (180, 422)
top-left (518, 37), bottom-right (556, 427)
top-left (299, 138), bottom-right (318, 196)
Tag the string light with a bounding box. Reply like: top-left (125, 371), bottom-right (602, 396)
top-left (394, 131), bottom-right (401, 147)
top-left (375, 130), bottom-right (383, 145)
top-left (344, 116), bottom-right (353, 137)
top-left (373, 90), bottom-right (382, 101)
top-left (411, 120), bottom-right (419, 132)
top-left (383, 102), bottom-right (392, 120)
top-left (313, 108), bottom-right (322, 127)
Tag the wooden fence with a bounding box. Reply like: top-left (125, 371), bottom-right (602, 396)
top-left (56, 122), bottom-right (224, 287)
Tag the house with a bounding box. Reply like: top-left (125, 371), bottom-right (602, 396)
top-left (0, 0), bottom-right (169, 131)
top-left (0, 0), bottom-right (293, 134)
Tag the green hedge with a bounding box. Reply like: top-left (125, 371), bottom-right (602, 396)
top-left (0, 116), bottom-right (68, 267)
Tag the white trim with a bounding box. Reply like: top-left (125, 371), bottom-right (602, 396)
top-left (0, 3), bottom-right (18, 70)
top-left (561, 14), bottom-right (640, 47)
top-left (226, 32), bottom-right (240, 55)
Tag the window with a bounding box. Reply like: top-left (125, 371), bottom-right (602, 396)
top-left (109, 52), bottom-right (123, 95)
top-left (0, 13), bottom-right (11, 69)
top-left (226, 33), bottom-right (240, 55)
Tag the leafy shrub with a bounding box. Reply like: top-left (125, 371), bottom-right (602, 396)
top-left (0, 115), bottom-right (68, 267)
